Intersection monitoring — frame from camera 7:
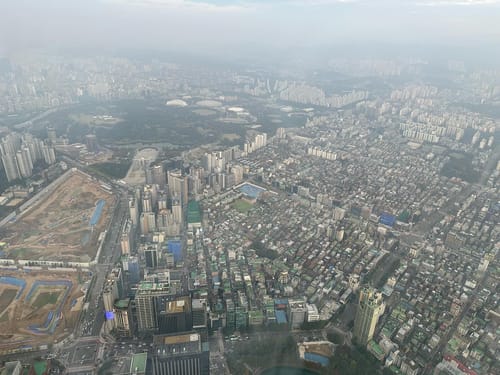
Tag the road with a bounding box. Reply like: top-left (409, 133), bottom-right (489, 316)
top-left (209, 329), bottom-right (230, 375)
top-left (58, 154), bottom-right (130, 339)
top-left (12, 106), bottom-right (72, 130)
top-left (78, 194), bottom-right (128, 338)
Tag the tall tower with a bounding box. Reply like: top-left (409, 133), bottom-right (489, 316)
top-left (353, 286), bottom-right (384, 346)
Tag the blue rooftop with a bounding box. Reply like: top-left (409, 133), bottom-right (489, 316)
top-left (275, 310), bottom-right (287, 324)
top-left (304, 353), bottom-right (329, 367)
top-left (239, 183), bottom-right (266, 199)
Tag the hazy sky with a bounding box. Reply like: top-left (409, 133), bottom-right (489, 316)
top-left (1, 0), bottom-right (499, 58)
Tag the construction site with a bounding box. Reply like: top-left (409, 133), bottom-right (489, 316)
top-left (0, 269), bottom-right (90, 354)
top-left (0, 169), bottom-right (115, 265)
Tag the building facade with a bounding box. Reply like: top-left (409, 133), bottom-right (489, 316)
top-left (353, 286), bottom-right (385, 346)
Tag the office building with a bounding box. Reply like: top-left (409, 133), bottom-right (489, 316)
top-left (151, 332), bottom-right (209, 375)
top-left (103, 270), bottom-right (123, 333)
top-left (114, 298), bottom-right (133, 337)
top-left (122, 255), bottom-right (141, 286)
top-left (353, 286), bottom-right (385, 346)
top-left (192, 299), bottom-right (207, 329)
top-left (158, 296), bottom-right (193, 334)
top-left (144, 243), bottom-right (160, 268)
top-left (135, 281), bottom-right (180, 333)
top-left (167, 240), bottom-right (183, 263)
top-left (288, 299), bottom-right (307, 329)
top-left (226, 299), bottom-right (247, 331)
top-left (306, 304), bottom-right (320, 322)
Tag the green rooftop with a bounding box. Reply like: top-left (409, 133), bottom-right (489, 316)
top-left (130, 352), bottom-right (147, 374)
top-left (139, 282), bottom-right (154, 290)
top-left (114, 298), bottom-right (130, 309)
top-left (187, 200), bottom-right (202, 224)
top-left (368, 340), bottom-right (385, 357)
top-left (137, 282), bottom-right (170, 291)
top-left (32, 361), bottom-right (48, 375)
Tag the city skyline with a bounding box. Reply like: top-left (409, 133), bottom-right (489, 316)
top-left (0, 4), bottom-right (498, 371)
top-left (1, 0), bottom-right (500, 62)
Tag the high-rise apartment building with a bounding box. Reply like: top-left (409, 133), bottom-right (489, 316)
top-left (1, 153), bottom-right (20, 181)
top-left (129, 198), bottom-right (139, 227)
top-left (150, 164), bottom-right (166, 188)
top-left (47, 126), bottom-right (57, 145)
top-left (167, 169), bottom-right (188, 205)
top-left (140, 211), bottom-right (157, 234)
top-left (16, 148), bottom-right (33, 178)
top-left (85, 134), bottom-right (98, 152)
top-left (120, 219), bottom-right (133, 256)
top-left (41, 144), bottom-right (56, 164)
top-left (172, 198), bottom-right (182, 224)
top-left (1, 132), bottom-right (55, 182)
top-left (353, 286), bottom-right (385, 346)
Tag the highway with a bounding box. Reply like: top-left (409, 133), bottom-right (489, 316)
top-left (78, 194), bottom-right (129, 338)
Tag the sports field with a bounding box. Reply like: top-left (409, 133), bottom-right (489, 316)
top-left (231, 198), bottom-right (254, 213)
top-left (0, 170), bottom-right (115, 263)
